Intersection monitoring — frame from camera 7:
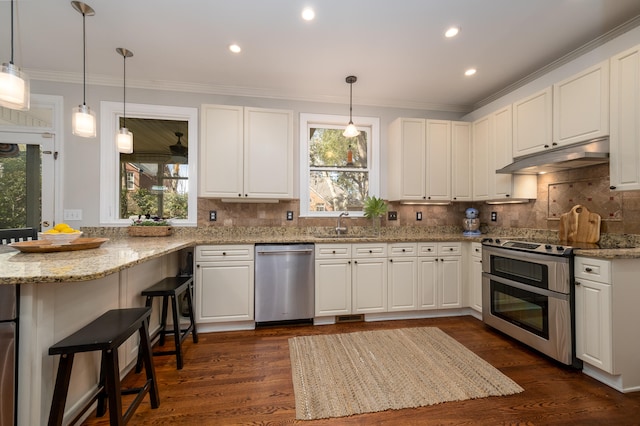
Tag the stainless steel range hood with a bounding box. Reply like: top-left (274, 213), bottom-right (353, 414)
top-left (496, 138), bottom-right (609, 174)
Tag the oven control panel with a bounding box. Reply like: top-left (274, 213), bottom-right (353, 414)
top-left (481, 238), bottom-right (573, 256)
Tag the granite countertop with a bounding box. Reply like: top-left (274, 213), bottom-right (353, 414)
top-left (2, 227), bottom-right (639, 285)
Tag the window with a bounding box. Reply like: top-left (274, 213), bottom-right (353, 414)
top-left (100, 102), bottom-right (198, 226)
top-left (300, 113), bottom-right (380, 217)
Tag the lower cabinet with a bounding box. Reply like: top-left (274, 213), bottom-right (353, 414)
top-left (469, 242), bottom-right (483, 312)
top-left (418, 243), bottom-right (462, 309)
top-left (387, 243), bottom-right (419, 312)
top-left (195, 245), bottom-right (254, 323)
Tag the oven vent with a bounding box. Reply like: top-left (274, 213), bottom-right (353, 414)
top-left (335, 314), bottom-right (364, 323)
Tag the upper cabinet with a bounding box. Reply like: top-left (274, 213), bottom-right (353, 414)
top-left (200, 104), bottom-right (293, 199)
top-left (553, 60), bottom-right (610, 146)
top-left (388, 118), bottom-right (452, 201)
top-left (451, 121), bottom-right (472, 201)
top-left (513, 87), bottom-right (553, 157)
top-left (610, 44), bottom-right (640, 191)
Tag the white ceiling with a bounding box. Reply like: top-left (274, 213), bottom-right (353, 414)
top-left (4, 0), bottom-right (640, 113)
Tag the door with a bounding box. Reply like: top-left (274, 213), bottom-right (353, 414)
top-left (352, 258), bottom-right (387, 313)
top-left (315, 259), bottom-right (351, 316)
top-left (0, 132), bottom-right (55, 231)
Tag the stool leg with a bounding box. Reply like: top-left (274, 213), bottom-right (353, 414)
top-left (138, 318), bottom-right (160, 408)
top-left (170, 294), bottom-right (183, 369)
top-left (185, 284), bottom-right (198, 343)
top-left (97, 354), bottom-right (108, 416)
top-left (104, 349), bottom-right (124, 426)
top-left (135, 296), bottom-right (154, 374)
top-left (48, 353), bottom-right (75, 426)
top-left (159, 295), bottom-right (169, 346)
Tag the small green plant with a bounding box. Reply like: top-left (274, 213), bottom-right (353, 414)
top-left (363, 195), bottom-right (388, 219)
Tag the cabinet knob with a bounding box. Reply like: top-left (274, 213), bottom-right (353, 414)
top-left (435, 258), bottom-right (439, 262)
top-left (544, 144), bottom-right (550, 148)
top-left (402, 249), bottom-right (406, 252)
top-left (552, 142), bottom-right (558, 146)
top-left (475, 248), bottom-right (480, 252)
top-left (389, 259), bottom-right (393, 263)
top-left (196, 264), bottom-right (200, 268)
top-left (369, 250), bottom-right (373, 253)
top-left (610, 186), bottom-right (616, 190)
top-left (348, 260), bottom-right (351, 264)
top-left (428, 196), bottom-right (431, 200)
top-left (428, 248), bottom-right (432, 252)
top-left (332, 250), bottom-right (336, 254)
top-left (575, 281), bottom-right (581, 286)
top-left (354, 260), bottom-right (357, 264)
top-left (244, 194), bottom-right (248, 197)
top-left (423, 196), bottom-right (426, 199)
top-left (238, 193), bottom-right (242, 197)
top-left (505, 194), bottom-right (510, 197)
top-left (222, 252), bottom-right (226, 256)
top-left (449, 248), bottom-right (453, 251)
top-left (585, 267), bottom-right (593, 272)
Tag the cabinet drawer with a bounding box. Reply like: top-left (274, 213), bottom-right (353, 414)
top-left (438, 242), bottom-right (462, 256)
top-left (196, 245), bottom-right (254, 261)
top-left (353, 243), bottom-right (387, 258)
top-left (575, 257), bottom-right (611, 283)
top-left (471, 242), bottom-right (482, 258)
top-left (315, 244), bottom-right (351, 259)
top-left (388, 243), bottom-right (418, 257)
top-left (417, 243), bottom-right (437, 256)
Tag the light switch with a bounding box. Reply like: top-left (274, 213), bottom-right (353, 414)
top-left (209, 211), bottom-right (217, 221)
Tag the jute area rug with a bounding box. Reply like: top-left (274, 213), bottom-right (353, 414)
top-left (289, 327), bottom-right (523, 420)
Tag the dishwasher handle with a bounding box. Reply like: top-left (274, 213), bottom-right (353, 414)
top-left (257, 249), bottom-right (314, 255)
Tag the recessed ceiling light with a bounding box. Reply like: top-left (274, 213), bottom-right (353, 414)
top-left (465, 68), bottom-right (477, 76)
top-left (229, 44), bottom-right (241, 53)
top-left (445, 27), bottom-right (460, 38)
top-left (302, 7), bottom-right (315, 21)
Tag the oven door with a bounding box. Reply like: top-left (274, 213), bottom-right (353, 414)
top-left (482, 273), bottom-right (572, 365)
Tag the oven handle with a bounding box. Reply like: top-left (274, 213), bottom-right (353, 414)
top-left (483, 272), bottom-right (570, 301)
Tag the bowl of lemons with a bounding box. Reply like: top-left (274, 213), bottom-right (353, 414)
top-left (39, 223), bottom-right (83, 245)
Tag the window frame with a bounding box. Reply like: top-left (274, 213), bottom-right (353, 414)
top-left (299, 113), bottom-right (380, 217)
top-left (99, 101), bottom-right (198, 226)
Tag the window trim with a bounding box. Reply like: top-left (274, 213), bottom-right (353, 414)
top-left (299, 113), bottom-right (380, 217)
top-left (99, 101), bottom-right (198, 226)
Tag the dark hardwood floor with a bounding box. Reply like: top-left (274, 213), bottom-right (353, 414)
top-left (82, 316), bottom-right (640, 425)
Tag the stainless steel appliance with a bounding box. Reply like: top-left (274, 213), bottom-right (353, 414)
top-left (0, 284), bottom-right (18, 426)
top-left (254, 244), bottom-right (314, 325)
top-left (481, 238), bottom-right (581, 367)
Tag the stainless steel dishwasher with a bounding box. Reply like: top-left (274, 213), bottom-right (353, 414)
top-left (255, 243), bottom-right (314, 325)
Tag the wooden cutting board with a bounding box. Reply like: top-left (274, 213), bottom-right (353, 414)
top-left (558, 205), bottom-right (601, 243)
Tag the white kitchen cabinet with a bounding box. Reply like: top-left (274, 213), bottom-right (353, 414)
top-left (574, 256), bottom-right (640, 392)
top-left (472, 108), bottom-right (514, 201)
top-left (352, 243), bottom-right (388, 313)
top-left (553, 60), bottom-right (609, 146)
top-left (387, 243), bottom-right (418, 312)
top-left (314, 244), bottom-right (352, 316)
top-left (451, 121), bottom-right (472, 201)
top-left (610, 44), bottom-right (640, 191)
top-left (195, 245), bottom-right (254, 323)
top-left (200, 104), bottom-right (293, 199)
top-left (468, 242), bottom-right (483, 313)
top-left (512, 87), bottom-right (553, 157)
top-left (417, 242), bottom-right (462, 310)
top-left (387, 118), bottom-right (452, 201)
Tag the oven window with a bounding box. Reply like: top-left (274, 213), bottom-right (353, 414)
top-left (491, 255), bottom-right (548, 289)
top-left (490, 280), bottom-right (549, 339)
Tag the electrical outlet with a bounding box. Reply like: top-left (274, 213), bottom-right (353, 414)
top-left (209, 210), bottom-right (217, 221)
top-left (388, 211), bottom-right (398, 221)
top-left (491, 212), bottom-right (497, 222)
top-left (286, 211), bottom-right (294, 220)
top-left (416, 212), bottom-right (422, 221)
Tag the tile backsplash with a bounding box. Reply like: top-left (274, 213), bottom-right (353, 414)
top-left (198, 163), bottom-right (640, 235)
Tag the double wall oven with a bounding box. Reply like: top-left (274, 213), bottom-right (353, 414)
top-left (481, 239), bottom-right (581, 367)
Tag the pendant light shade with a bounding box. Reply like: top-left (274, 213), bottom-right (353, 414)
top-left (0, 0), bottom-right (30, 111)
top-left (71, 1), bottom-right (96, 138)
top-left (343, 75), bottom-right (360, 138)
top-left (116, 47), bottom-right (133, 153)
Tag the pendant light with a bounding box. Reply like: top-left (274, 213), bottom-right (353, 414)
top-left (116, 47), bottom-right (133, 154)
top-left (71, 1), bottom-right (96, 138)
top-left (343, 75), bottom-right (360, 138)
top-left (0, 0), bottom-right (30, 111)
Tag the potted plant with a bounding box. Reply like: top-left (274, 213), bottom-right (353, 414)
top-left (363, 195), bottom-right (388, 234)
top-left (128, 215), bottom-right (173, 237)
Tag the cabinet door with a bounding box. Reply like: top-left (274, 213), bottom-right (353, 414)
top-left (315, 259), bottom-right (351, 316)
top-left (472, 115), bottom-right (491, 200)
top-left (387, 257), bottom-right (418, 312)
top-left (470, 257), bottom-right (483, 312)
top-left (195, 260), bottom-right (254, 322)
top-left (575, 279), bottom-right (613, 373)
top-left (352, 258), bottom-right (387, 313)
top-left (388, 118), bottom-right (426, 200)
top-left (553, 60), bottom-right (609, 146)
top-left (492, 105), bottom-right (513, 199)
top-left (243, 107), bottom-right (293, 198)
top-left (610, 45), bottom-right (640, 191)
top-left (199, 104), bottom-right (244, 197)
top-left (418, 257), bottom-right (438, 309)
top-left (426, 119), bottom-right (451, 200)
top-left (513, 87), bottom-right (553, 157)
top-left (439, 256), bottom-right (462, 308)
top-left (451, 121), bottom-right (472, 201)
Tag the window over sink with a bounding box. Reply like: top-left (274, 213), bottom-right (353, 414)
top-left (299, 113), bottom-right (380, 217)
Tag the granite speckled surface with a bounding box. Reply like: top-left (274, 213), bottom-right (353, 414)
top-left (2, 226), bottom-right (640, 285)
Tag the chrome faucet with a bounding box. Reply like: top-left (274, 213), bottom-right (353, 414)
top-left (336, 212), bottom-right (349, 235)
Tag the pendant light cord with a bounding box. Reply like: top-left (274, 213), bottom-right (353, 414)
top-left (10, 0), bottom-right (15, 65)
top-left (122, 54), bottom-right (127, 128)
top-left (349, 81), bottom-right (353, 122)
top-left (82, 10), bottom-right (86, 106)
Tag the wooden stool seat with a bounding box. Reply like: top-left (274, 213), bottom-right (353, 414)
top-left (137, 276), bottom-right (198, 371)
top-left (48, 307), bottom-right (159, 426)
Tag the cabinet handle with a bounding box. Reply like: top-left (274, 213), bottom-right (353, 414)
top-left (222, 252), bottom-right (226, 256)
top-left (389, 259), bottom-right (393, 262)
top-left (475, 248), bottom-right (480, 252)
top-left (238, 193), bottom-right (242, 197)
top-left (435, 258), bottom-right (439, 262)
top-left (449, 248), bottom-right (454, 251)
top-left (428, 196), bottom-right (431, 200)
top-left (244, 194), bottom-right (248, 197)
top-left (423, 196), bottom-right (426, 199)
top-left (427, 248), bottom-right (432, 252)
top-left (552, 142), bottom-right (558, 146)
top-left (453, 197), bottom-right (457, 200)
top-left (402, 248), bottom-right (406, 252)
top-left (575, 281), bottom-right (581, 286)
top-left (332, 250), bottom-right (336, 254)
top-left (610, 186), bottom-right (616, 190)
top-left (354, 260), bottom-right (357, 264)
top-left (544, 144), bottom-right (549, 148)
top-left (348, 260), bottom-right (351, 264)
top-left (585, 267), bottom-right (593, 272)
top-left (369, 250), bottom-right (373, 253)
top-left (196, 264), bottom-right (200, 268)
top-left (505, 194), bottom-right (510, 197)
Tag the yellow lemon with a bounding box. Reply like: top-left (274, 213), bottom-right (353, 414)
top-left (44, 229), bottom-right (60, 234)
top-left (61, 228), bottom-right (79, 234)
top-left (54, 223), bottom-right (71, 231)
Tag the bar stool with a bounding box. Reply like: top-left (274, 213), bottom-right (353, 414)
top-left (48, 307), bottom-right (159, 426)
top-left (136, 276), bottom-right (198, 371)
